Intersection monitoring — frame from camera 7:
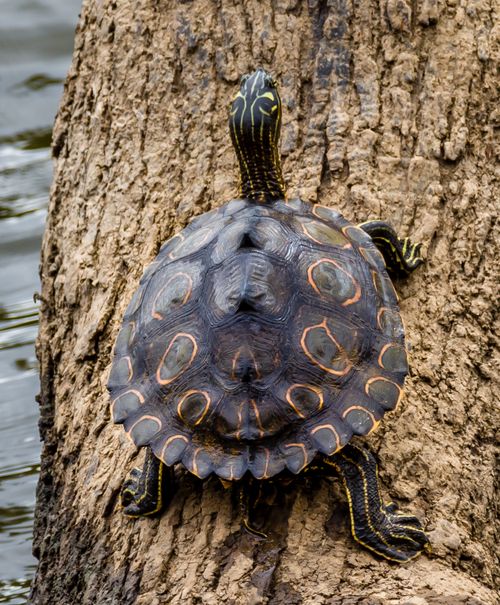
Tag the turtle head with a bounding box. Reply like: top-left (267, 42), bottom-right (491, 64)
top-left (229, 68), bottom-right (286, 202)
top-left (230, 68), bottom-right (282, 149)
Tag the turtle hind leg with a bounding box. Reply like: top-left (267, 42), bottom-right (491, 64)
top-left (321, 443), bottom-right (430, 562)
top-left (238, 476), bottom-right (268, 539)
top-left (121, 447), bottom-right (174, 517)
top-left (358, 220), bottom-right (424, 276)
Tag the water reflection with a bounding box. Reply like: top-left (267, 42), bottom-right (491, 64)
top-left (0, 577), bottom-right (34, 605)
top-left (0, 302), bottom-right (39, 352)
top-left (0, 130), bottom-right (53, 152)
top-left (14, 75), bottom-right (63, 93)
top-left (0, 143), bottom-right (45, 600)
top-left (0, 0), bottom-right (82, 602)
top-left (0, 144), bottom-right (51, 220)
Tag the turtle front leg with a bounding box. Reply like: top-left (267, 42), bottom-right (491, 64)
top-left (320, 443), bottom-right (430, 562)
top-left (121, 447), bottom-right (174, 517)
top-left (358, 220), bottom-right (423, 276)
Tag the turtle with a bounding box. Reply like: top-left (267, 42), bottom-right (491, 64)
top-left (108, 67), bottom-right (430, 562)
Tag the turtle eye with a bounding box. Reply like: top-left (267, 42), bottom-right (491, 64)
top-left (240, 74), bottom-right (250, 87)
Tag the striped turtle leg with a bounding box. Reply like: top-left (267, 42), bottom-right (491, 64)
top-left (322, 444), bottom-right (429, 562)
top-left (121, 447), bottom-right (174, 517)
top-left (358, 220), bottom-right (424, 276)
top-left (238, 477), bottom-right (268, 538)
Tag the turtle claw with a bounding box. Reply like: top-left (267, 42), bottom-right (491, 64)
top-left (122, 500), bottom-right (156, 517)
top-left (121, 468), bottom-right (143, 507)
top-left (402, 238), bottom-right (424, 271)
top-left (385, 501), bottom-right (399, 514)
top-left (121, 478), bottom-right (140, 508)
top-left (129, 467), bottom-right (142, 480)
top-left (372, 511), bottom-right (430, 562)
top-left (387, 509), bottom-right (426, 530)
top-left (384, 501), bottom-right (426, 529)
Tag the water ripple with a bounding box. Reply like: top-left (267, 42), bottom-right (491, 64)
top-left (0, 301), bottom-right (39, 352)
top-left (0, 1), bottom-right (82, 601)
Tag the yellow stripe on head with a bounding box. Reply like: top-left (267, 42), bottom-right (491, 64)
top-left (227, 68), bottom-right (285, 201)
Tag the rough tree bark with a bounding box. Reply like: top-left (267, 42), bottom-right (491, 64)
top-left (31, 1), bottom-right (498, 603)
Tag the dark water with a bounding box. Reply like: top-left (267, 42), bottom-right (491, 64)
top-left (0, 1), bottom-right (81, 602)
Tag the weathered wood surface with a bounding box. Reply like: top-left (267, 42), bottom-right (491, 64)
top-left (32, 1), bottom-right (499, 603)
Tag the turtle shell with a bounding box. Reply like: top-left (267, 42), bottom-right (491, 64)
top-left (108, 198), bottom-right (408, 480)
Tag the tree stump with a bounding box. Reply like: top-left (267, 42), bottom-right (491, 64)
top-left (31, 1), bottom-right (499, 603)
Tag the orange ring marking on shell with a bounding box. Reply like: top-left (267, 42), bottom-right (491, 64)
top-left (151, 272), bottom-right (193, 320)
top-left (301, 221), bottom-right (352, 250)
top-left (225, 462), bottom-right (235, 481)
top-left (300, 319), bottom-right (353, 376)
top-left (341, 225), bottom-right (364, 239)
top-left (377, 342), bottom-right (402, 370)
top-left (284, 442), bottom-right (309, 472)
top-left (169, 228), bottom-right (213, 261)
top-left (341, 405), bottom-right (379, 434)
top-left (230, 350), bottom-right (241, 381)
top-left (230, 347), bottom-right (261, 381)
top-left (372, 270), bottom-right (399, 302)
top-left (120, 356), bottom-right (133, 383)
top-left (359, 247), bottom-right (370, 263)
top-left (249, 349), bottom-right (261, 379)
top-left (125, 414), bottom-right (162, 444)
top-left (166, 233), bottom-right (185, 260)
top-left (258, 448), bottom-right (271, 480)
top-left (235, 402), bottom-right (244, 441)
top-left (376, 307), bottom-right (390, 331)
top-left (129, 321), bottom-right (136, 343)
top-left (307, 258), bottom-right (361, 306)
top-left (159, 434), bottom-right (189, 464)
top-left (156, 332), bottom-right (198, 385)
top-left (359, 246), bottom-right (386, 269)
top-left (285, 383), bottom-right (324, 419)
top-left (310, 423), bottom-right (341, 453)
top-left (341, 405), bottom-right (376, 424)
top-left (177, 390), bottom-right (211, 426)
top-left (365, 376), bottom-right (403, 408)
top-left (250, 399), bottom-right (265, 438)
top-left (113, 322), bottom-right (136, 356)
top-left (191, 447), bottom-right (202, 477)
top-left (311, 204), bottom-right (329, 219)
top-left (111, 388), bottom-right (144, 419)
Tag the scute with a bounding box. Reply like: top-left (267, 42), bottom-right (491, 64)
top-left (205, 252), bottom-right (293, 321)
top-left (109, 198), bottom-right (409, 479)
top-left (152, 432), bottom-right (189, 466)
top-left (282, 440), bottom-right (315, 474)
top-left (249, 446), bottom-right (286, 479)
top-left (216, 452), bottom-right (248, 481)
top-left (310, 419), bottom-right (351, 455)
top-left (307, 258), bottom-right (361, 305)
top-left (112, 389), bottom-right (144, 423)
top-left (156, 333), bottom-right (198, 385)
top-left (365, 376), bottom-right (402, 411)
top-left (296, 216), bottom-right (351, 248)
top-left (209, 318), bottom-right (285, 387)
top-left (183, 447), bottom-right (213, 479)
top-left (177, 390), bottom-right (212, 427)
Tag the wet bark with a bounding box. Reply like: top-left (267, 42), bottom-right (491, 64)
top-left (31, 1), bottom-right (499, 603)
